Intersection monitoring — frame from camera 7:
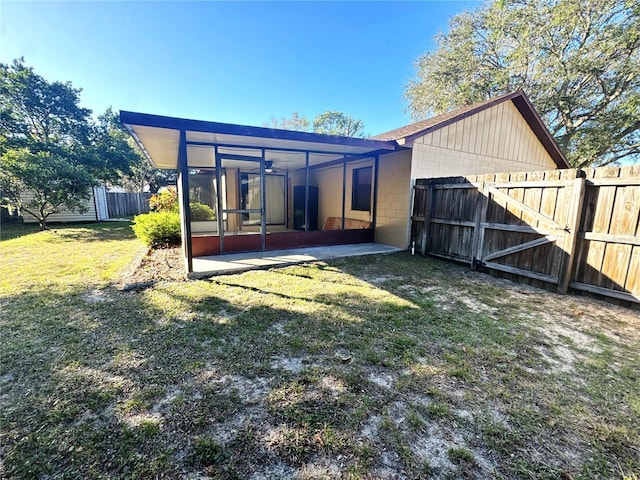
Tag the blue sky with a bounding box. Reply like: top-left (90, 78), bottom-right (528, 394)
top-left (1, 1), bottom-right (480, 135)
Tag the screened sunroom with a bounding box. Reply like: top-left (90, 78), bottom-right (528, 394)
top-left (120, 111), bottom-right (400, 273)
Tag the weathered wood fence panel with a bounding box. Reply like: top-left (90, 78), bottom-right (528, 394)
top-left (106, 192), bottom-right (152, 218)
top-left (570, 166), bottom-right (640, 303)
top-left (412, 166), bottom-right (640, 304)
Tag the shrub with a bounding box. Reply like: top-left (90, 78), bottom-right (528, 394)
top-left (132, 211), bottom-right (181, 248)
top-left (149, 189), bottom-right (178, 213)
top-left (189, 202), bottom-right (216, 221)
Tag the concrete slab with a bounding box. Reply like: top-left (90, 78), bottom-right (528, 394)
top-left (190, 243), bottom-right (402, 278)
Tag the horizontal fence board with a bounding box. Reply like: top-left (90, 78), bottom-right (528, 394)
top-left (433, 183), bottom-right (480, 190)
top-left (580, 233), bottom-right (640, 246)
top-left (488, 179), bottom-right (575, 189)
top-left (587, 177), bottom-right (640, 186)
top-left (569, 281), bottom-right (640, 304)
top-left (431, 218), bottom-right (476, 227)
top-left (481, 222), bottom-right (563, 235)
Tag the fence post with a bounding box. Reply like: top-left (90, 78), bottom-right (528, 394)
top-left (470, 182), bottom-right (485, 270)
top-left (420, 183), bottom-right (434, 256)
top-left (557, 175), bottom-right (586, 294)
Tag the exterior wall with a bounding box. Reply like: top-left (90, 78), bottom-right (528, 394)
top-left (312, 158), bottom-right (375, 230)
top-left (313, 165), bottom-right (343, 230)
top-left (411, 100), bottom-right (557, 179)
top-left (21, 190), bottom-right (98, 224)
top-left (374, 150), bottom-right (412, 249)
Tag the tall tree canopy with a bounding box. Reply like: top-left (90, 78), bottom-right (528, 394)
top-left (263, 111), bottom-right (366, 138)
top-left (0, 58), bottom-right (138, 228)
top-left (97, 108), bottom-right (175, 193)
top-left (312, 111), bottom-right (365, 138)
top-left (263, 112), bottom-right (310, 132)
top-left (404, 0), bottom-right (640, 167)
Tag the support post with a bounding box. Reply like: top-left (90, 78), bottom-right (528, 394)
top-left (372, 155), bottom-right (379, 231)
top-left (341, 157), bottom-right (346, 230)
top-left (284, 170), bottom-right (289, 229)
top-left (470, 182), bottom-right (485, 270)
top-left (420, 183), bottom-right (434, 256)
top-left (305, 152), bottom-right (310, 232)
top-left (558, 176), bottom-right (586, 294)
top-left (215, 147), bottom-right (224, 254)
top-left (177, 130), bottom-right (193, 272)
top-left (260, 149), bottom-right (267, 250)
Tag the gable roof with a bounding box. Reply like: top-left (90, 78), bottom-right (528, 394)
top-left (373, 90), bottom-right (569, 169)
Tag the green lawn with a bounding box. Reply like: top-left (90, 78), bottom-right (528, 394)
top-left (1, 222), bottom-right (639, 479)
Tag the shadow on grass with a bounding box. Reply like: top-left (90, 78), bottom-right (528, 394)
top-left (1, 277), bottom-right (444, 478)
top-left (51, 222), bottom-right (135, 243)
top-left (0, 221), bottom-right (135, 243)
top-left (2, 252), bottom-right (639, 479)
top-left (0, 222), bottom-right (42, 241)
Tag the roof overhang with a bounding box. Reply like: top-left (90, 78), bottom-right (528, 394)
top-left (120, 111), bottom-right (400, 170)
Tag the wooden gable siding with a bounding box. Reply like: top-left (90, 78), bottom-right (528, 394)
top-left (410, 101), bottom-right (557, 179)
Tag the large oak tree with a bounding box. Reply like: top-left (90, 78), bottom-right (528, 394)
top-left (405, 0), bottom-right (640, 167)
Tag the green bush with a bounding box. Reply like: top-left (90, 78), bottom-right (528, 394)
top-left (189, 202), bottom-right (216, 221)
top-left (132, 211), bottom-right (181, 248)
top-left (149, 189), bottom-right (178, 213)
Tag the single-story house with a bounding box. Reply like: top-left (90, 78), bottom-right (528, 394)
top-left (120, 90), bottom-right (568, 273)
top-left (21, 186), bottom-right (109, 224)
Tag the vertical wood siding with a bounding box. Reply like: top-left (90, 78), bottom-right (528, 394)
top-left (411, 102), bottom-right (557, 179)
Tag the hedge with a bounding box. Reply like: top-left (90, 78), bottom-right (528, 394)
top-left (132, 211), bottom-right (181, 248)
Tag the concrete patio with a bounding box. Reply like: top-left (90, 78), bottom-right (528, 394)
top-left (189, 243), bottom-right (402, 278)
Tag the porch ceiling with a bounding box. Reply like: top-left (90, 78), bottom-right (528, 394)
top-left (120, 111), bottom-right (399, 170)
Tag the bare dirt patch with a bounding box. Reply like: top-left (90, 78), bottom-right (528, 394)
top-left (119, 246), bottom-right (186, 287)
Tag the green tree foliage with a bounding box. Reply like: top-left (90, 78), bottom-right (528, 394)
top-left (404, 0), bottom-right (640, 167)
top-left (99, 107), bottom-right (175, 192)
top-left (263, 112), bottom-right (311, 132)
top-left (0, 149), bottom-right (95, 230)
top-left (90, 108), bottom-right (140, 184)
top-left (120, 154), bottom-right (176, 193)
top-left (312, 111), bottom-right (365, 137)
top-left (0, 59), bottom-right (139, 228)
top-left (149, 189), bottom-right (179, 213)
top-left (264, 111), bottom-right (366, 137)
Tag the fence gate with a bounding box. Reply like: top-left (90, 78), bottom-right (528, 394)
top-left (412, 170), bottom-right (584, 294)
top-left (413, 167), bottom-right (640, 303)
top-left (473, 178), bottom-right (584, 292)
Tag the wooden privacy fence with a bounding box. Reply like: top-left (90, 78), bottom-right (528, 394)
top-left (106, 192), bottom-right (152, 218)
top-left (411, 165), bottom-right (640, 304)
